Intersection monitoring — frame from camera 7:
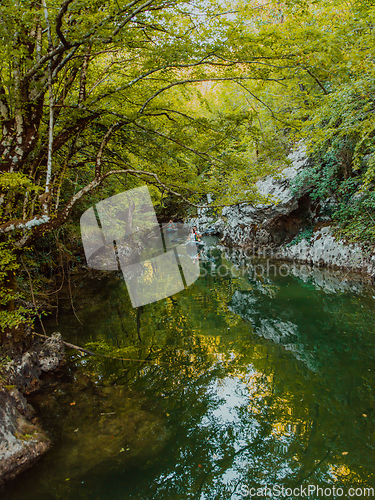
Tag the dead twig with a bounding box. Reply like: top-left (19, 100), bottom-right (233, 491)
top-left (20, 257), bottom-right (47, 336)
top-left (32, 332), bottom-right (171, 364)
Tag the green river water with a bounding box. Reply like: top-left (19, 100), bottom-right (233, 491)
top-left (3, 238), bottom-right (375, 499)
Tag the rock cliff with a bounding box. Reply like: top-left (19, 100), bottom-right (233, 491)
top-left (0, 333), bottom-right (65, 486)
top-left (192, 146), bottom-right (375, 277)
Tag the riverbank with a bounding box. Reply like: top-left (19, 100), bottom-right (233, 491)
top-left (1, 143), bottom-right (374, 487)
top-left (0, 334), bottom-right (65, 486)
top-left (191, 146), bottom-right (375, 279)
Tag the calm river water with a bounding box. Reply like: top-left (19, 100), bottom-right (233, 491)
top-left (3, 238), bottom-right (375, 499)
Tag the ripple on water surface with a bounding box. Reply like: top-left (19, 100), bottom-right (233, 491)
top-left (3, 244), bottom-right (375, 500)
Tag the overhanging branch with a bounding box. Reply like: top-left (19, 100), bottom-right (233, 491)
top-left (139, 76), bottom-right (288, 113)
top-left (9, 167), bottom-right (254, 248)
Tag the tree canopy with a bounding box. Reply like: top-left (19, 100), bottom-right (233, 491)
top-left (0, 0), bottom-right (293, 248)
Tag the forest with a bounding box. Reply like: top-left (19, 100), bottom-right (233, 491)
top-left (0, 0), bottom-right (374, 342)
top-left (1, 0), bottom-right (375, 495)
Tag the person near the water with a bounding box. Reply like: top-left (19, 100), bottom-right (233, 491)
top-left (192, 226), bottom-right (202, 242)
top-left (166, 219), bottom-right (177, 230)
top-left (186, 228), bottom-right (203, 261)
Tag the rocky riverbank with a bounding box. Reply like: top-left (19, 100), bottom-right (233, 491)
top-left (0, 334), bottom-right (65, 486)
top-left (192, 146), bottom-right (375, 278)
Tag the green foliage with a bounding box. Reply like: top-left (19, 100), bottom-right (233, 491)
top-left (286, 226), bottom-right (314, 247)
top-left (0, 308), bottom-right (30, 333)
top-left (0, 354), bottom-right (12, 386)
top-left (0, 173), bottom-right (39, 191)
top-left (0, 0), bottom-right (302, 341)
top-left (84, 340), bottom-right (142, 359)
top-left (291, 75), bottom-right (375, 242)
top-left (0, 0), bottom-right (311, 252)
top-left (333, 192), bottom-right (375, 244)
top-left (277, 0), bottom-right (375, 244)
top-left (0, 242), bottom-right (30, 332)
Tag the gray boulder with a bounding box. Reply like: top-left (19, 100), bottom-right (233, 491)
top-left (0, 333), bottom-right (65, 486)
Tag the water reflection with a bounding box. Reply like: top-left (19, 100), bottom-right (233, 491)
top-left (3, 239), bottom-right (375, 499)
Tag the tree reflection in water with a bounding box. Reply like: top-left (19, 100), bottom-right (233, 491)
top-left (4, 240), bottom-right (375, 499)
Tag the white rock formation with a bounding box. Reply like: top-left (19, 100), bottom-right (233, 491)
top-left (276, 226), bottom-right (375, 275)
top-left (191, 144), bottom-right (375, 277)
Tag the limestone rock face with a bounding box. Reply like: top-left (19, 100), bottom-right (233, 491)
top-left (5, 334), bottom-right (65, 390)
top-left (0, 390), bottom-right (50, 486)
top-left (220, 145), bottom-right (310, 248)
top-left (276, 226), bottom-right (375, 275)
top-left (192, 144), bottom-right (311, 247)
top-left (191, 145), bottom-right (375, 276)
top-left (0, 333), bottom-right (65, 486)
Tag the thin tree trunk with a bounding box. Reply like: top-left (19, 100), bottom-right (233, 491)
top-left (42, 0), bottom-right (54, 212)
top-left (79, 44), bottom-right (91, 104)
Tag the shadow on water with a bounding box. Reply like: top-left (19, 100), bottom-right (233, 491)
top-left (3, 239), bottom-right (375, 499)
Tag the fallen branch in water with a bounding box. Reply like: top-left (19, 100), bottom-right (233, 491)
top-left (32, 332), bottom-right (170, 364)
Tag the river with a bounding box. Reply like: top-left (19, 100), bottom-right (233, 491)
top-left (3, 237), bottom-right (375, 499)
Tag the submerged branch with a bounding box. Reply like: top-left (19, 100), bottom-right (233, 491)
top-left (33, 333), bottom-right (171, 364)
